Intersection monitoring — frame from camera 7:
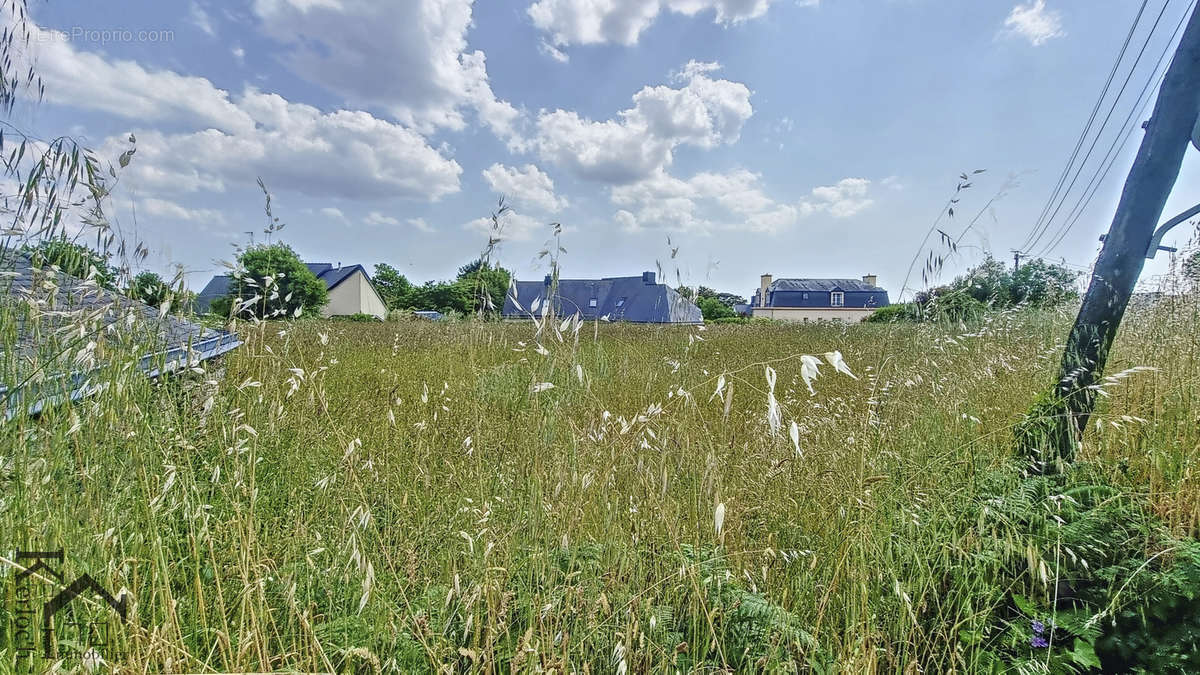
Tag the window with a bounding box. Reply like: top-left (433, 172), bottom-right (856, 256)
top-left (589, 298), bottom-right (598, 308)
top-left (615, 297), bottom-right (627, 307)
top-left (830, 291), bottom-right (844, 307)
top-left (802, 292), bottom-right (809, 300)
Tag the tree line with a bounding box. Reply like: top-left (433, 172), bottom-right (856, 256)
top-left (20, 239), bottom-right (1135, 324)
top-left (20, 238), bottom-right (516, 320)
top-left (869, 255), bottom-right (1081, 322)
top-left (211, 243), bottom-right (515, 319)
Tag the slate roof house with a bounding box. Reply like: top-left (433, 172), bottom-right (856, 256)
top-left (197, 262), bottom-right (388, 319)
top-left (749, 273), bottom-right (889, 322)
top-left (0, 252), bottom-right (240, 418)
top-left (502, 271), bottom-right (702, 324)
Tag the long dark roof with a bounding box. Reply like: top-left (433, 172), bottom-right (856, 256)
top-left (1, 252), bottom-right (240, 417)
top-left (769, 278), bottom-right (885, 292)
top-left (502, 273), bottom-right (702, 324)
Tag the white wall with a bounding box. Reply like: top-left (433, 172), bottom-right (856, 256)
top-left (321, 270), bottom-right (388, 319)
top-left (751, 306), bottom-right (876, 323)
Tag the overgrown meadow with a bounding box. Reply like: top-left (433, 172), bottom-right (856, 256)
top-left (3, 288), bottom-right (1199, 672)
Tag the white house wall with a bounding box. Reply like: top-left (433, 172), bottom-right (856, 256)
top-left (751, 306), bottom-right (876, 323)
top-left (321, 270), bottom-right (388, 319)
top-left (357, 272), bottom-right (389, 318)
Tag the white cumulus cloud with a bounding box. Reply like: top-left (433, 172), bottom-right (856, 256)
top-left (1002, 0), bottom-right (1064, 46)
top-left (613, 172), bottom-right (874, 233)
top-left (612, 169), bottom-right (798, 234)
top-left (101, 93), bottom-right (464, 201)
top-left (27, 27), bottom-right (467, 202)
top-left (533, 62), bottom-right (752, 184)
top-left (528, 0), bottom-right (793, 48)
top-left (408, 217), bottom-right (435, 232)
top-left (252, 0), bottom-right (524, 146)
top-left (189, 2), bottom-right (216, 36)
top-left (139, 197), bottom-right (226, 225)
top-left (482, 163), bottom-right (568, 213)
top-left (29, 24), bottom-right (254, 134)
top-left (318, 207), bottom-right (348, 223)
top-left (363, 211), bottom-right (401, 226)
top-left (464, 211), bottom-right (544, 241)
top-left (539, 40), bottom-right (570, 63)
top-left (806, 177), bottom-right (874, 218)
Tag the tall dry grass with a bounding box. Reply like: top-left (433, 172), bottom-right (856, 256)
top-left (1, 284), bottom-right (1198, 671)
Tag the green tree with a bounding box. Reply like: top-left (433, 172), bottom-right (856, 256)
top-left (883, 256), bottom-right (1078, 323)
top-left (680, 285), bottom-right (746, 308)
top-left (713, 291), bottom-right (747, 308)
top-left (129, 271), bottom-right (170, 308)
top-left (456, 258), bottom-right (512, 315)
top-left (220, 243), bottom-right (328, 319)
top-left (957, 256), bottom-right (1012, 305)
top-left (373, 263), bottom-right (414, 310)
top-left (22, 239), bottom-right (118, 289)
top-left (697, 296), bottom-right (736, 320)
top-left (933, 256), bottom-right (1079, 308)
top-left (1009, 258), bottom-right (1080, 306)
top-left (410, 280), bottom-right (473, 314)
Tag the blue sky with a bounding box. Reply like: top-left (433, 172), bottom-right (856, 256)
top-left (12, 0), bottom-right (1200, 300)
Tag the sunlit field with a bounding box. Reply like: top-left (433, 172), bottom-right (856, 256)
top-left (3, 295), bottom-right (1199, 672)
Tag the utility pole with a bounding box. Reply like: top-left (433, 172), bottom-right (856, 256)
top-left (1022, 4), bottom-right (1200, 471)
top-left (1012, 250), bottom-right (1022, 272)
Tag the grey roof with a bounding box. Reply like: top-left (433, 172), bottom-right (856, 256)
top-left (502, 273), bottom-right (702, 324)
top-left (1, 252), bottom-right (240, 418)
top-left (306, 263), bottom-right (367, 290)
top-left (196, 263), bottom-right (374, 312)
top-left (769, 278), bottom-right (885, 292)
top-left (195, 274), bottom-right (232, 311)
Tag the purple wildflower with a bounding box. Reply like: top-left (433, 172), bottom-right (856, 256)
top-left (1031, 635), bottom-right (1049, 649)
top-left (1031, 619), bottom-right (1045, 635)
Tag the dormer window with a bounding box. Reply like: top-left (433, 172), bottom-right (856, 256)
top-left (831, 291), bottom-right (844, 307)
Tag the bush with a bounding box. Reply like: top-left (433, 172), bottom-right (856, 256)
top-left (129, 271), bottom-right (170, 308)
top-left (867, 293), bottom-right (987, 323)
top-left (697, 296), bottom-right (736, 321)
top-left (23, 239), bottom-right (118, 289)
top-left (332, 313), bottom-right (382, 322)
top-left (942, 465), bottom-right (1200, 673)
top-left (932, 255), bottom-right (1079, 309)
top-left (925, 291), bottom-right (988, 322)
top-left (222, 243), bottom-right (328, 319)
top-left (867, 303), bottom-right (922, 323)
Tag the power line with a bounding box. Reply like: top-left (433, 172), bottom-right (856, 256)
top-left (1016, 0), bottom-right (1151, 254)
top-left (1034, 0), bottom-right (1196, 258)
top-left (1038, 0), bottom-right (1196, 256)
top-left (1023, 0), bottom-right (1173, 255)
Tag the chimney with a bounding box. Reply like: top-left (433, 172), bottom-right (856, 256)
top-left (759, 273), bottom-right (772, 307)
top-left (336, 261), bottom-right (342, 270)
top-left (642, 271), bottom-right (656, 285)
top-left (862, 274), bottom-right (877, 287)
top-left (544, 274), bottom-right (553, 286)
